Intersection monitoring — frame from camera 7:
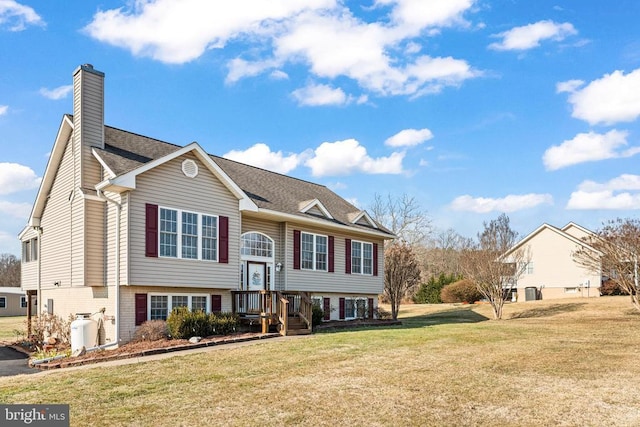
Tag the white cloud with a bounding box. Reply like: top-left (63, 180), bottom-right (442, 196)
top-left (291, 83), bottom-right (353, 106)
top-left (84, 0), bottom-right (336, 64)
top-left (450, 193), bottom-right (553, 213)
top-left (385, 128), bottom-right (433, 147)
top-left (489, 20), bottom-right (577, 51)
top-left (0, 200), bottom-right (32, 218)
top-left (270, 70), bottom-right (289, 80)
top-left (543, 130), bottom-right (640, 170)
top-left (0, 105), bottom-right (7, 116)
top-left (223, 143), bottom-right (303, 174)
top-left (305, 139), bottom-right (405, 176)
top-left (567, 174), bottom-right (640, 210)
top-left (39, 85), bottom-right (73, 100)
top-left (84, 0), bottom-right (480, 99)
top-left (0, 0), bottom-right (43, 31)
top-left (0, 163), bottom-right (41, 195)
top-left (556, 79), bottom-right (584, 93)
top-left (564, 68), bottom-right (640, 125)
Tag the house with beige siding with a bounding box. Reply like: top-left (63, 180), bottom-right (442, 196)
top-left (0, 287), bottom-right (35, 317)
top-left (503, 223), bottom-right (602, 301)
top-left (19, 64), bottom-right (394, 346)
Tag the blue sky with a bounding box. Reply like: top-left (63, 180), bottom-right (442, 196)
top-left (1, 0), bottom-right (639, 256)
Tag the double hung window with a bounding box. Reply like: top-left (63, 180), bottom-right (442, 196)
top-left (159, 207), bottom-right (218, 261)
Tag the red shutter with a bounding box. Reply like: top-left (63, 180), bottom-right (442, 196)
top-left (345, 239), bottom-right (351, 274)
top-left (211, 294), bottom-right (222, 313)
top-left (368, 298), bottom-right (374, 319)
top-left (328, 236), bottom-right (334, 273)
top-left (219, 216), bottom-right (229, 263)
top-left (293, 230), bottom-right (301, 270)
top-left (145, 204), bottom-right (158, 257)
top-left (135, 293), bottom-right (147, 326)
top-left (339, 297), bottom-right (345, 320)
top-left (323, 297), bottom-right (331, 321)
top-left (373, 243), bottom-right (379, 276)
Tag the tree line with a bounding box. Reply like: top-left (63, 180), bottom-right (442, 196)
top-left (374, 193), bottom-right (640, 320)
top-left (0, 253), bottom-right (21, 287)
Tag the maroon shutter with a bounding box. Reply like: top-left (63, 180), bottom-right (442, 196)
top-left (328, 236), bottom-right (334, 273)
top-left (323, 297), bottom-right (331, 321)
top-left (145, 204), bottom-right (158, 257)
top-left (339, 297), bottom-right (345, 320)
top-left (373, 243), bottom-right (379, 276)
top-left (135, 293), bottom-right (147, 326)
top-left (219, 216), bottom-right (229, 263)
top-left (345, 239), bottom-right (351, 274)
top-left (211, 294), bottom-right (222, 313)
top-left (293, 230), bottom-right (301, 270)
top-left (368, 298), bottom-right (374, 319)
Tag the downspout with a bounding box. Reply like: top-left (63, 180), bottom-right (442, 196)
top-left (97, 190), bottom-right (121, 346)
top-left (35, 226), bottom-right (42, 316)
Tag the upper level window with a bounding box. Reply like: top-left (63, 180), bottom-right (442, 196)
top-left (524, 262), bottom-right (534, 275)
top-left (241, 232), bottom-right (273, 258)
top-left (23, 238), bottom-right (38, 263)
top-left (351, 241), bottom-right (373, 275)
top-left (301, 232), bottom-right (327, 271)
top-left (159, 207), bottom-right (218, 261)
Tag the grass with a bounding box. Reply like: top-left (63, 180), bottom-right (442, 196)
top-left (0, 315), bottom-right (27, 342)
top-left (1, 297), bottom-right (640, 426)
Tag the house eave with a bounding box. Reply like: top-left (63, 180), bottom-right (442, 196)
top-left (253, 208), bottom-right (396, 240)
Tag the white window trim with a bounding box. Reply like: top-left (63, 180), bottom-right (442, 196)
top-left (351, 240), bottom-right (373, 276)
top-left (344, 297), bottom-right (368, 320)
top-left (0, 296), bottom-right (6, 309)
top-left (301, 232), bottom-right (328, 272)
top-left (241, 231), bottom-right (274, 260)
top-left (159, 206), bottom-right (219, 262)
top-left (147, 292), bottom-right (212, 321)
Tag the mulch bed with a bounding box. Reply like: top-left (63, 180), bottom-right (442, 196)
top-left (27, 332), bottom-right (280, 370)
top-left (315, 319), bottom-right (401, 331)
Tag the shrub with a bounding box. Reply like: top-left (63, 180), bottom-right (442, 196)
top-left (166, 308), bottom-right (240, 339)
top-left (31, 313), bottom-right (74, 345)
top-left (312, 305), bottom-right (324, 328)
top-left (441, 279), bottom-right (483, 304)
top-left (600, 279), bottom-right (624, 296)
top-left (413, 273), bottom-right (461, 304)
top-left (132, 320), bottom-right (169, 342)
top-left (374, 307), bottom-right (392, 320)
top-left (209, 312), bottom-right (239, 336)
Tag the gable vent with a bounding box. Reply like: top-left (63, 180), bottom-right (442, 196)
top-left (182, 159), bottom-right (198, 178)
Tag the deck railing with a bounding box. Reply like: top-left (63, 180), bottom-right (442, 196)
top-left (231, 290), bottom-right (313, 335)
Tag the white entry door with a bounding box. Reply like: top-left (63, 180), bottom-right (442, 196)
top-left (247, 262), bottom-right (267, 291)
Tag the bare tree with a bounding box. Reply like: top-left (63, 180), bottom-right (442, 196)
top-left (461, 214), bottom-right (528, 320)
top-left (574, 218), bottom-right (640, 311)
top-left (384, 241), bottom-right (421, 320)
top-left (421, 228), bottom-right (473, 279)
top-left (0, 253), bottom-right (21, 287)
top-left (370, 193), bottom-right (432, 246)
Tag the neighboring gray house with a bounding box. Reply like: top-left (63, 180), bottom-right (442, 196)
top-left (0, 287), bottom-right (34, 317)
top-left (20, 64), bottom-right (394, 346)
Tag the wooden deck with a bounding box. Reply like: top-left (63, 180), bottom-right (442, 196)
top-left (231, 290), bottom-right (312, 336)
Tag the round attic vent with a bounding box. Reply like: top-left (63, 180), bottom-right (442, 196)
top-left (182, 159), bottom-right (198, 178)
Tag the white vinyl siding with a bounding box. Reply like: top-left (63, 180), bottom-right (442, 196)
top-left (129, 154), bottom-right (239, 289)
top-left (287, 225), bottom-right (384, 295)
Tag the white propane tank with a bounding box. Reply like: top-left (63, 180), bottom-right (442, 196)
top-left (70, 314), bottom-right (98, 352)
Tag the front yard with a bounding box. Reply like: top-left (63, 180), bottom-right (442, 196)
top-left (1, 296), bottom-right (639, 426)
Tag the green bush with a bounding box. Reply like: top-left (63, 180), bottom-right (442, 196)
top-left (440, 279), bottom-right (482, 304)
top-left (312, 305), bottom-right (324, 328)
top-left (167, 307), bottom-right (239, 339)
top-left (413, 273), bottom-right (461, 304)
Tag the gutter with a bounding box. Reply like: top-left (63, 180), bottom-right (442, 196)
top-left (97, 189), bottom-right (121, 346)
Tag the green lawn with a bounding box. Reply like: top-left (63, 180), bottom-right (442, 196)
top-left (0, 316), bottom-right (26, 342)
top-left (1, 297), bottom-right (639, 426)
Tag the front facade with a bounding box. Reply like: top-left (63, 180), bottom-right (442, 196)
top-left (20, 65), bottom-right (394, 346)
top-left (504, 223), bottom-right (601, 301)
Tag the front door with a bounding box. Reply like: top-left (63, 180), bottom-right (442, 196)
top-left (247, 262), bottom-right (267, 291)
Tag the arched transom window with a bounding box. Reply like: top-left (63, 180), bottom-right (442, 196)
top-left (241, 232), bottom-right (274, 258)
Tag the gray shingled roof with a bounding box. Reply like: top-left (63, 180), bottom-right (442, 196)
top-left (96, 125), bottom-right (393, 236)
